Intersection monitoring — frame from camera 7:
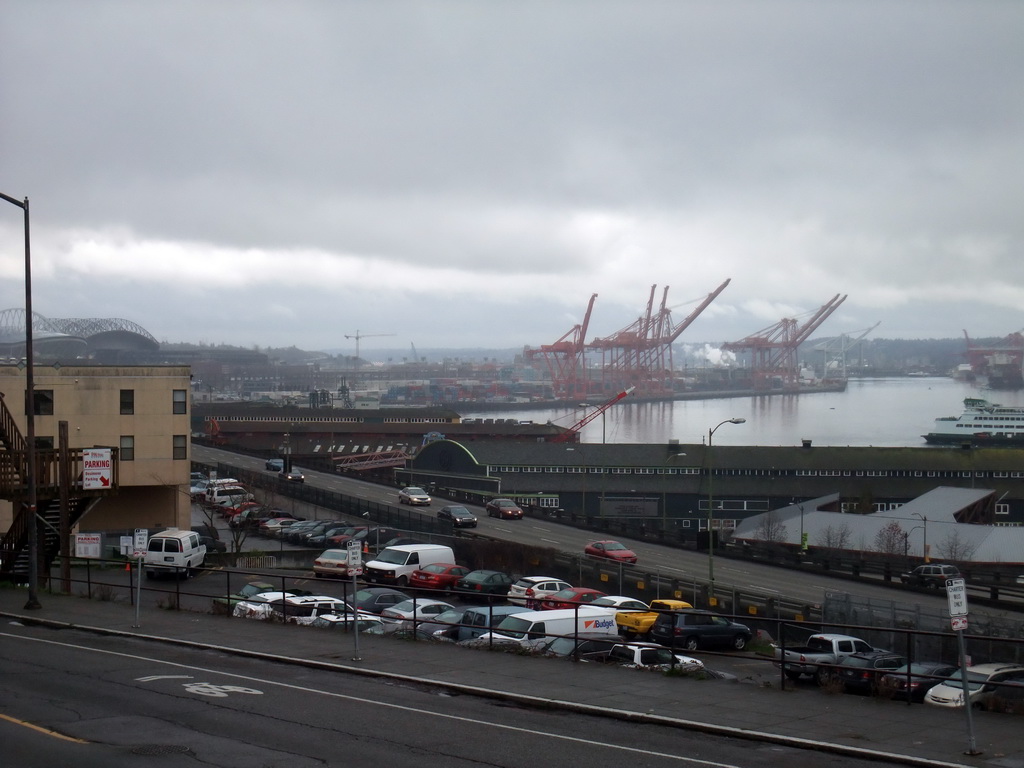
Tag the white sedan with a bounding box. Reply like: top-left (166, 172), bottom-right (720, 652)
top-left (398, 486), bottom-right (432, 505)
top-left (380, 599), bottom-right (455, 624)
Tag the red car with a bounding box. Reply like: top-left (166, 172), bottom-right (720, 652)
top-left (485, 498), bottom-right (524, 519)
top-left (408, 563), bottom-right (471, 593)
top-left (539, 587), bottom-right (607, 610)
top-left (584, 540), bottom-right (638, 565)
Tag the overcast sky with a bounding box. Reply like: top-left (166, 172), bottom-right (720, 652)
top-left (1, 1), bottom-right (1022, 358)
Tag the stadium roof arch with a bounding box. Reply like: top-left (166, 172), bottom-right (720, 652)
top-left (0, 309), bottom-right (158, 358)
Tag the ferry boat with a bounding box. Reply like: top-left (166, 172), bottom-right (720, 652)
top-left (924, 398), bottom-right (1024, 446)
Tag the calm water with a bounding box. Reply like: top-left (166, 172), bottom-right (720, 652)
top-left (464, 378), bottom-right (1024, 447)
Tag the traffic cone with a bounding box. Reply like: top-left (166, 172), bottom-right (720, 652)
top-left (362, 541), bottom-right (369, 555)
top-left (125, 560), bottom-right (131, 571)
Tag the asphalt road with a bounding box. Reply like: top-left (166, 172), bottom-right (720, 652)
top-left (0, 623), bottom-right (926, 768)
top-left (192, 444), bottom-right (970, 616)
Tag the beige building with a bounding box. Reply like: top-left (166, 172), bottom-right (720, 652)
top-left (0, 364), bottom-right (192, 536)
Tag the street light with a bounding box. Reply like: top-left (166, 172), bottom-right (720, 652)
top-left (0, 191), bottom-right (40, 610)
top-left (911, 512), bottom-right (928, 562)
top-left (707, 417), bottom-right (746, 603)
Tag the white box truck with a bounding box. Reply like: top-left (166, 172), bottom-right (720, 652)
top-left (362, 543), bottom-right (455, 587)
top-left (476, 606), bottom-right (618, 648)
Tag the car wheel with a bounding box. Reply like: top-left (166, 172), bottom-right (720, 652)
top-left (684, 636), bottom-right (700, 651)
top-left (732, 634), bottom-right (749, 651)
top-left (396, 576), bottom-right (408, 587)
top-left (785, 670), bottom-right (802, 682)
top-left (815, 667), bottom-right (834, 686)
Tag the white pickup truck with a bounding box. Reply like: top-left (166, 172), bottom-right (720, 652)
top-left (772, 633), bottom-right (877, 683)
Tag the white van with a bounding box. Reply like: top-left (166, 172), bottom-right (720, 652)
top-left (144, 530), bottom-right (206, 579)
top-left (363, 543), bottom-right (455, 587)
top-left (476, 606), bottom-right (618, 648)
top-left (205, 484), bottom-right (254, 508)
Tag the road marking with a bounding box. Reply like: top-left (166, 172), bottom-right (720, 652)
top-left (0, 713), bottom-right (91, 743)
top-left (541, 538), bottom-right (560, 544)
top-left (2, 631), bottom-right (742, 767)
top-left (136, 674), bottom-right (193, 682)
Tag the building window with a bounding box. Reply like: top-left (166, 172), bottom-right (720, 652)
top-left (32, 389), bottom-right (54, 415)
top-left (120, 389), bottom-right (134, 415)
top-left (172, 434), bottom-right (187, 460)
top-left (172, 389), bottom-right (187, 415)
top-left (120, 435), bottom-right (134, 461)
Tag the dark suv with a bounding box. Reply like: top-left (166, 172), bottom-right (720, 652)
top-left (899, 564), bottom-right (960, 589)
top-left (649, 609), bottom-right (752, 651)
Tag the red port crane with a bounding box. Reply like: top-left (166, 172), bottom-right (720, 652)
top-left (551, 386), bottom-right (635, 443)
top-left (722, 294), bottom-right (847, 391)
top-left (588, 279), bottom-right (731, 397)
top-left (526, 293), bottom-right (598, 401)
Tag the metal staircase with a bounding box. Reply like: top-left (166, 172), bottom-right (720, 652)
top-left (0, 393), bottom-right (117, 581)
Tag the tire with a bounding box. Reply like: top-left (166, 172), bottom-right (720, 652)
top-left (684, 636), bottom-right (700, 651)
top-left (815, 667), bottom-right (834, 686)
top-left (396, 576), bottom-right (408, 587)
top-left (732, 634), bottom-right (749, 651)
top-left (785, 670), bottom-right (802, 682)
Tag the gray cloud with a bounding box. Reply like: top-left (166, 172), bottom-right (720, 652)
top-left (1, 1), bottom-right (1022, 351)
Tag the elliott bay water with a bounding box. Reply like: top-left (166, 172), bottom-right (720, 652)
top-left (463, 377), bottom-right (1024, 447)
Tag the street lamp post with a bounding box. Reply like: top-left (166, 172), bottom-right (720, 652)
top-left (707, 417), bottom-right (746, 603)
top-left (0, 191), bottom-right (40, 610)
top-left (911, 512), bottom-right (928, 562)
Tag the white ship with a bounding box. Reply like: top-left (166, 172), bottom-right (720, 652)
top-left (924, 398), bottom-right (1024, 446)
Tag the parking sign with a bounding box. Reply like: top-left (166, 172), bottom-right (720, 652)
top-left (946, 577), bottom-right (968, 617)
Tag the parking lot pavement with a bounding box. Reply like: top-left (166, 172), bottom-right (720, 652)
top-left (1, 584), bottom-right (1022, 767)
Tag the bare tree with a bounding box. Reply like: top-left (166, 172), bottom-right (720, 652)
top-left (873, 521), bottom-right (906, 555)
top-left (818, 523), bottom-right (852, 551)
top-left (756, 511), bottom-right (788, 543)
top-left (935, 530), bottom-right (979, 562)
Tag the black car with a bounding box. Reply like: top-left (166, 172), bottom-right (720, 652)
top-left (899, 564), bottom-right (960, 589)
top-left (649, 609), bottom-right (752, 651)
top-left (438, 505), bottom-right (478, 528)
top-left (827, 651), bottom-right (907, 694)
top-left (198, 535), bottom-right (227, 554)
top-left (880, 661), bottom-right (960, 701)
top-left (353, 587), bottom-right (411, 614)
top-left (455, 570), bottom-right (514, 601)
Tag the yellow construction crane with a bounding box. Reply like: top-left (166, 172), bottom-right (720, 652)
top-left (344, 330), bottom-right (395, 371)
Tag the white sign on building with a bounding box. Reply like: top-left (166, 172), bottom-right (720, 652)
top-left (82, 448), bottom-right (113, 490)
top-left (75, 533), bottom-right (102, 559)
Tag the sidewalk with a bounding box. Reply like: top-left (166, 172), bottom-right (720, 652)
top-left (1, 584), bottom-right (1019, 768)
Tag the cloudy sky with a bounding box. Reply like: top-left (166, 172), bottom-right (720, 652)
top-left (1, 1), bottom-right (1022, 358)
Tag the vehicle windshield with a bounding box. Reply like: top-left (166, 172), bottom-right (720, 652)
top-left (405, 487), bottom-right (426, 494)
top-left (451, 509), bottom-right (472, 517)
top-left (494, 616), bottom-right (531, 639)
top-left (604, 542), bottom-right (627, 551)
top-left (375, 549), bottom-right (412, 565)
top-left (940, 670), bottom-right (984, 689)
top-left (433, 609), bottom-right (465, 624)
top-left (391, 600), bottom-right (419, 612)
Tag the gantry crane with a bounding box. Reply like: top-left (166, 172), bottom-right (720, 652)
top-left (588, 280), bottom-right (731, 397)
top-left (344, 330), bottom-right (396, 371)
top-left (526, 293), bottom-right (598, 401)
top-left (722, 294), bottom-right (847, 391)
top-left (814, 321), bottom-right (880, 380)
